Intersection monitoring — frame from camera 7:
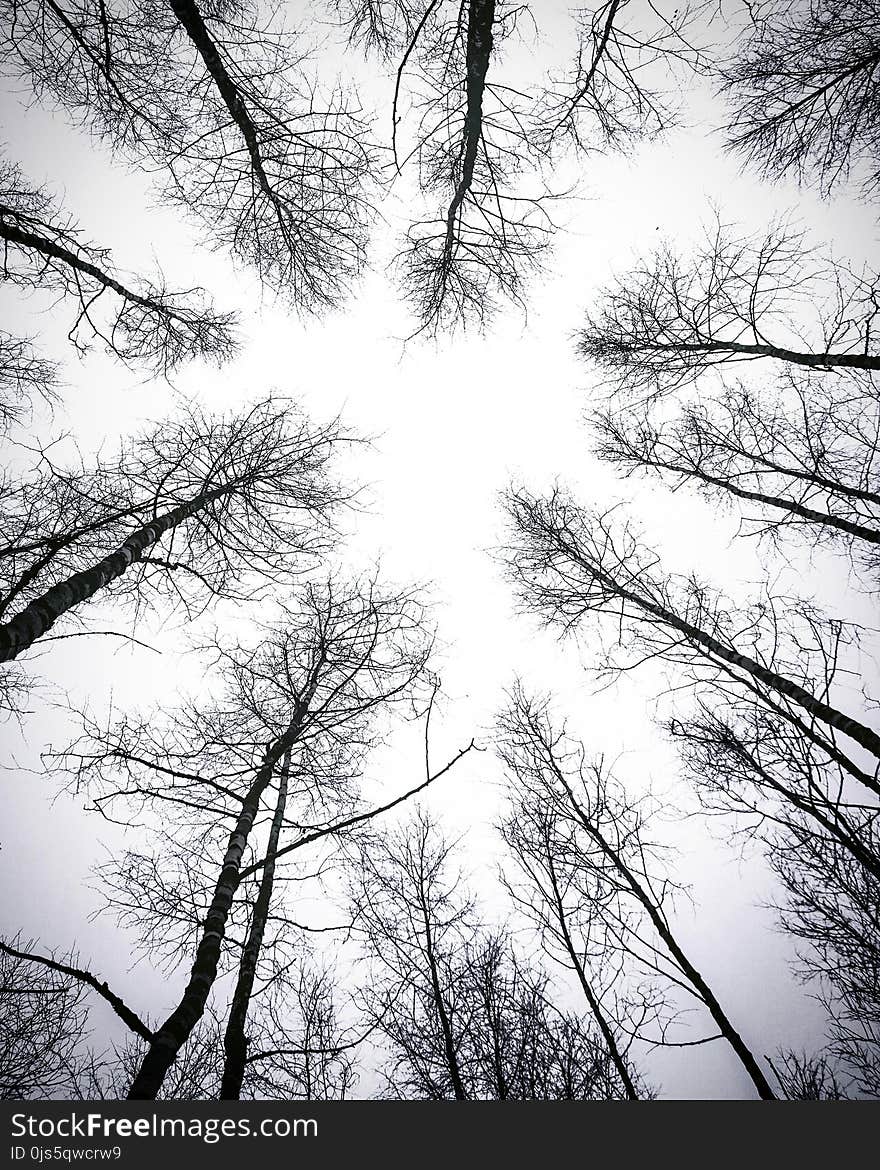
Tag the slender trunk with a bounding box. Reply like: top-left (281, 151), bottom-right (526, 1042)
top-left (544, 855), bottom-right (639, 1099)
top-left (419, 895), bottom-right (467, 1100)
top-left (709, 446), bottom-right (880, 509)
top-left (555, 776), bottom-right (775, 1100)
top-left (220, 747), bottom-right (290, 1100)
top-left (722, 739), bottom-right (880, 883)
top-left (730, 674), bottom-right (880, 799)
top-left (588, 557), bottom-right (880, 760)
top-left (632, 874), bottom-right (775, 1098)
top-left (0, 212), bottom-right (186, 325)
top-left (614, 849), bottom-right (775, 1098)
top-left (0, 485), bottom-right (226, 662)
top-left (656, 459), bottom-right (880, 545)
top-left (127, 702), bottom-right (313, 1100)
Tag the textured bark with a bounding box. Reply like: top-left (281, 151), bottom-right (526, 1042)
top-left (126, 701), bottom-right (314, 1100)
top-left (0, 940), bottom-right (152, 1041)
top-left (0, 486), bottom-right (226, 663)
top-left (220, 747), bottom-right (290, 1100)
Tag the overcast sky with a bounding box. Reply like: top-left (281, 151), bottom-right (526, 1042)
top-left (2, 1), bottom-right (879, 1099)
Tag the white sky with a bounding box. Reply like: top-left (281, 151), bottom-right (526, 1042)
top-left (2, 1), bottom-right (879, 1099)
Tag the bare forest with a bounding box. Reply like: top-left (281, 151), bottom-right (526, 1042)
top-left (1, 0), bottom-right (879, 1102)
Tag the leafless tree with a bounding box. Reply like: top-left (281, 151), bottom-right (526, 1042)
top-left (769, 1049), bottom-right (846, 1099)
top-left (339, 0), bottom-right (555, 335)
top-left (0, 157), bottom-right (237, 374)
top-left (0, 396), bottom-right (351, 667)
top-left (668, 698), bottom-right (880, 1096)
top-left (494, 687), bottom-right (777, 1098)
top-left (530, 0), bottom-right (710, 157)
top-left (348, 808), bottom-right (474, 1099)
top-left (241, 963), bottom-right (359, 1100)
top-left (399, 0), bottom-right (556, 335)
top-left (502, 483), bottom-right (880, 1096)
top-left (1, 938), bottom-right (356, 1100)
top-left (719, 1), bottom-right (880, 198)
top-left (2, 0), bottom-right (377, 310)
top-left (49, 579), bottom-right (472, 1098)
top-left (69, 1020), bottom-right (224, 1101)
top-left (772, 821), bottom-right (880, 1096)
top-left (593, 373), bottom-right (880, 581)
top-left (670, 698), bottom-right (880, 885)
top-left (337, 2), bottom-right (712, 333)
top-left (349, 808), bottom-right (623, 1098)
top-left (670, 690), bottom-right (880, 1088)
top-left (218, 746), bottom-right (294, 1099)
top-left (501, 486), bottom-right (880, 767)
top-left (0, 937), bottom-right (91, 1099)
top-left (497, 689), bottom-right (655, 1100)
top-left (579, 219), bottom-right (880, 402)
top-left (0, 331), bottom-right (58, 432)
top-left (459, 930), bottom-right (626, 1099)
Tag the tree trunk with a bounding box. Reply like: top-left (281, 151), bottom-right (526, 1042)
top-left (709, 447), bottom-right (880, 509)
top-left (594, 562), bottom-right (880, 760)
top-left (544, 857), bottom-right (639, 1099)
top-left (656, 460), bottom-right (880, 546)
top-left (717, 737), bottom-right (880, 883)
top-left (220, 747), bottom-right (290, 1099)
top-left (0, 486), bottom-right (226, 663)
top-left (441, 0), bottom-right (494, 259)
top-left (0, 212), bottom-right (183, 322)
top-left (647, 338), bottom-right (880, 371)
top-left (126, 704), bottom-right (312, 1100)
top-left (620, 861), bottom-right (774, 1098)
top-left (558, 782), bottom-right (776, 1100)
top-left (168, 0), bottom-right (274, 199)
top-left (742, 684), bottom-right (880, 799)
top-left (418, 893), bottom-right (467, 1100)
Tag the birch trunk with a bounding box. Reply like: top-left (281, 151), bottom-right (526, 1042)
top-left (126, 706), bottom-right (310, 1100)
top-left (220, 747), bottom-right (290, 1099)
top-left (0, 485), bottom-right (227, 663)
